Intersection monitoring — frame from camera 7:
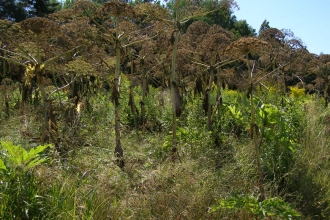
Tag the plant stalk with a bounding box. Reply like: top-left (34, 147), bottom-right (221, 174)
top-left (114, 23), bottom-right (124, 168)
top-left (170, 28), bottom-right (180, 150)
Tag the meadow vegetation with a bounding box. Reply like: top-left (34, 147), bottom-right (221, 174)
top-left (0, 0), bottom-right (330, 219)
top-left (1, 85), bottom-right (329, 219)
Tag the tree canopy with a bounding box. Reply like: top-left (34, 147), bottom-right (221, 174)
top-left (0, 0), bottom-right (60, 21)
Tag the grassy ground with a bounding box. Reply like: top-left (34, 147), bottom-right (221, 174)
top-left (0, 86), bottom-right (330, 219)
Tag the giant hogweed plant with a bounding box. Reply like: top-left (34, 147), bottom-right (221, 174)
top-left (217, 91), bottom-right (303, 218)
top-left (0, 17), bottom-right (81, 146)
top-left (141, 0), bottom-right (238, 156)
top-left (309, 54), bottom-right (330, 107)
top-left (85, 1), bottom-right (159, 168)
top-left (182, 21), bottom-right (239, 131)
top-left (217, 37), bottom-right (300, 211)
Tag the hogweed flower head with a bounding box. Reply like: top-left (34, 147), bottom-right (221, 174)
top-left (20, 17), bottom-right (60, 35)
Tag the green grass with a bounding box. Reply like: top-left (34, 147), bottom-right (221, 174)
top-left (0, 86), bottom-right (329, 219)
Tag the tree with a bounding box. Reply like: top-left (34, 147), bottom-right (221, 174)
top-left (231, 19), bottom-right (256, 38)
top-left (309, 54), bottom-right (330, 107)
top-left (0, 0), bottom-right (27, 21)
top-left (0, 0), bottom-right (60, 22)
top-left (32, 0), bottom-right (61, 17)
top-left (258, 19), bottom-right (270, 35)
top-left (175, 0), bottom-right (256, 38)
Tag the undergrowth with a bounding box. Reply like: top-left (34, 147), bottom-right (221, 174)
top-left (0, 86), bottom-right (329, 219)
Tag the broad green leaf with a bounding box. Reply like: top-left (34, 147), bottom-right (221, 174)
top-left (227, 105), bottom-right (243, 123)
top-left (28, 144), bottom-right (52, 158)
top-left (24, 158), bottom-right (47, 172)
top-left (1, 141), bottom-right (52, 171)
top-left (1, 142), bottom-right (27, 165)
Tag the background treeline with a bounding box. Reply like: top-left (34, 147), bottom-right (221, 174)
top-left (0, 0), bottom-right (330, 219)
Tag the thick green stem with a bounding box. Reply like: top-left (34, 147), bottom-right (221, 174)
top-left (207, 56), bottom-right (216, 130)
top-left (35, 33), bottom-right (48, 142)
top-left (207, 75), bottom-right (213, 130)
top-left (216, 69), bottom-right (222, 132)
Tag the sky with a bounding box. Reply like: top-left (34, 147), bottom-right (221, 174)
top-left (233, 0), bottom-right (330, 55)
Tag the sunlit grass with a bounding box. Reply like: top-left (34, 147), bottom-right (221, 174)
top-left (0, 87), bottom-right (329, 219)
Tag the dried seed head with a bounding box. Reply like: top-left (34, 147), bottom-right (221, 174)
top-left (65, 59), bottom-right (95, 77)
top-left (135, 3), bottom-right (171, 21)
top-left (96, 1), bottom-right (136, 19)
top-left (48, 0), bottom-right (97, 23)
top-left (20, 17), bottom-right (60, 35)
top-left (185, 21), bottom-right (210, 37)
top-left (71, 0), bottom-right (97, 12)
top-left (226, 37), bottom-right (268, 57)
top-left (319, 54), bottom-right (330, 63)
top-left (199, 33), bottom-right (232, 56)
top-left (208, 25), bottom-right (235, 39)
top-left (258, 28), bottom-right (284, 43)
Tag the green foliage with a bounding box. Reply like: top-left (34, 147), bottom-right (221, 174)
top-left (0, 1), bottom-right (329, 218)
top-left (0, 141), bottom-right (53, 219)
top-left (289, 86), bottom-right (306, 99)
top-left (222, 90), bottom-right (303, 188)
top-left (0, 158), bottom-right (6, 171)
top-left (258, 19), bottom-right (270, 35)
top-left (227, 104), bottom-right (244, 126)
top-left (211, 194), bottom-right (301, 219)
top-left (0, 141), bottom-right (52, 172)
top-left (0, 0), bottom-right (61, 22)
top-left (231, 19), bottom-right (256, 38)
